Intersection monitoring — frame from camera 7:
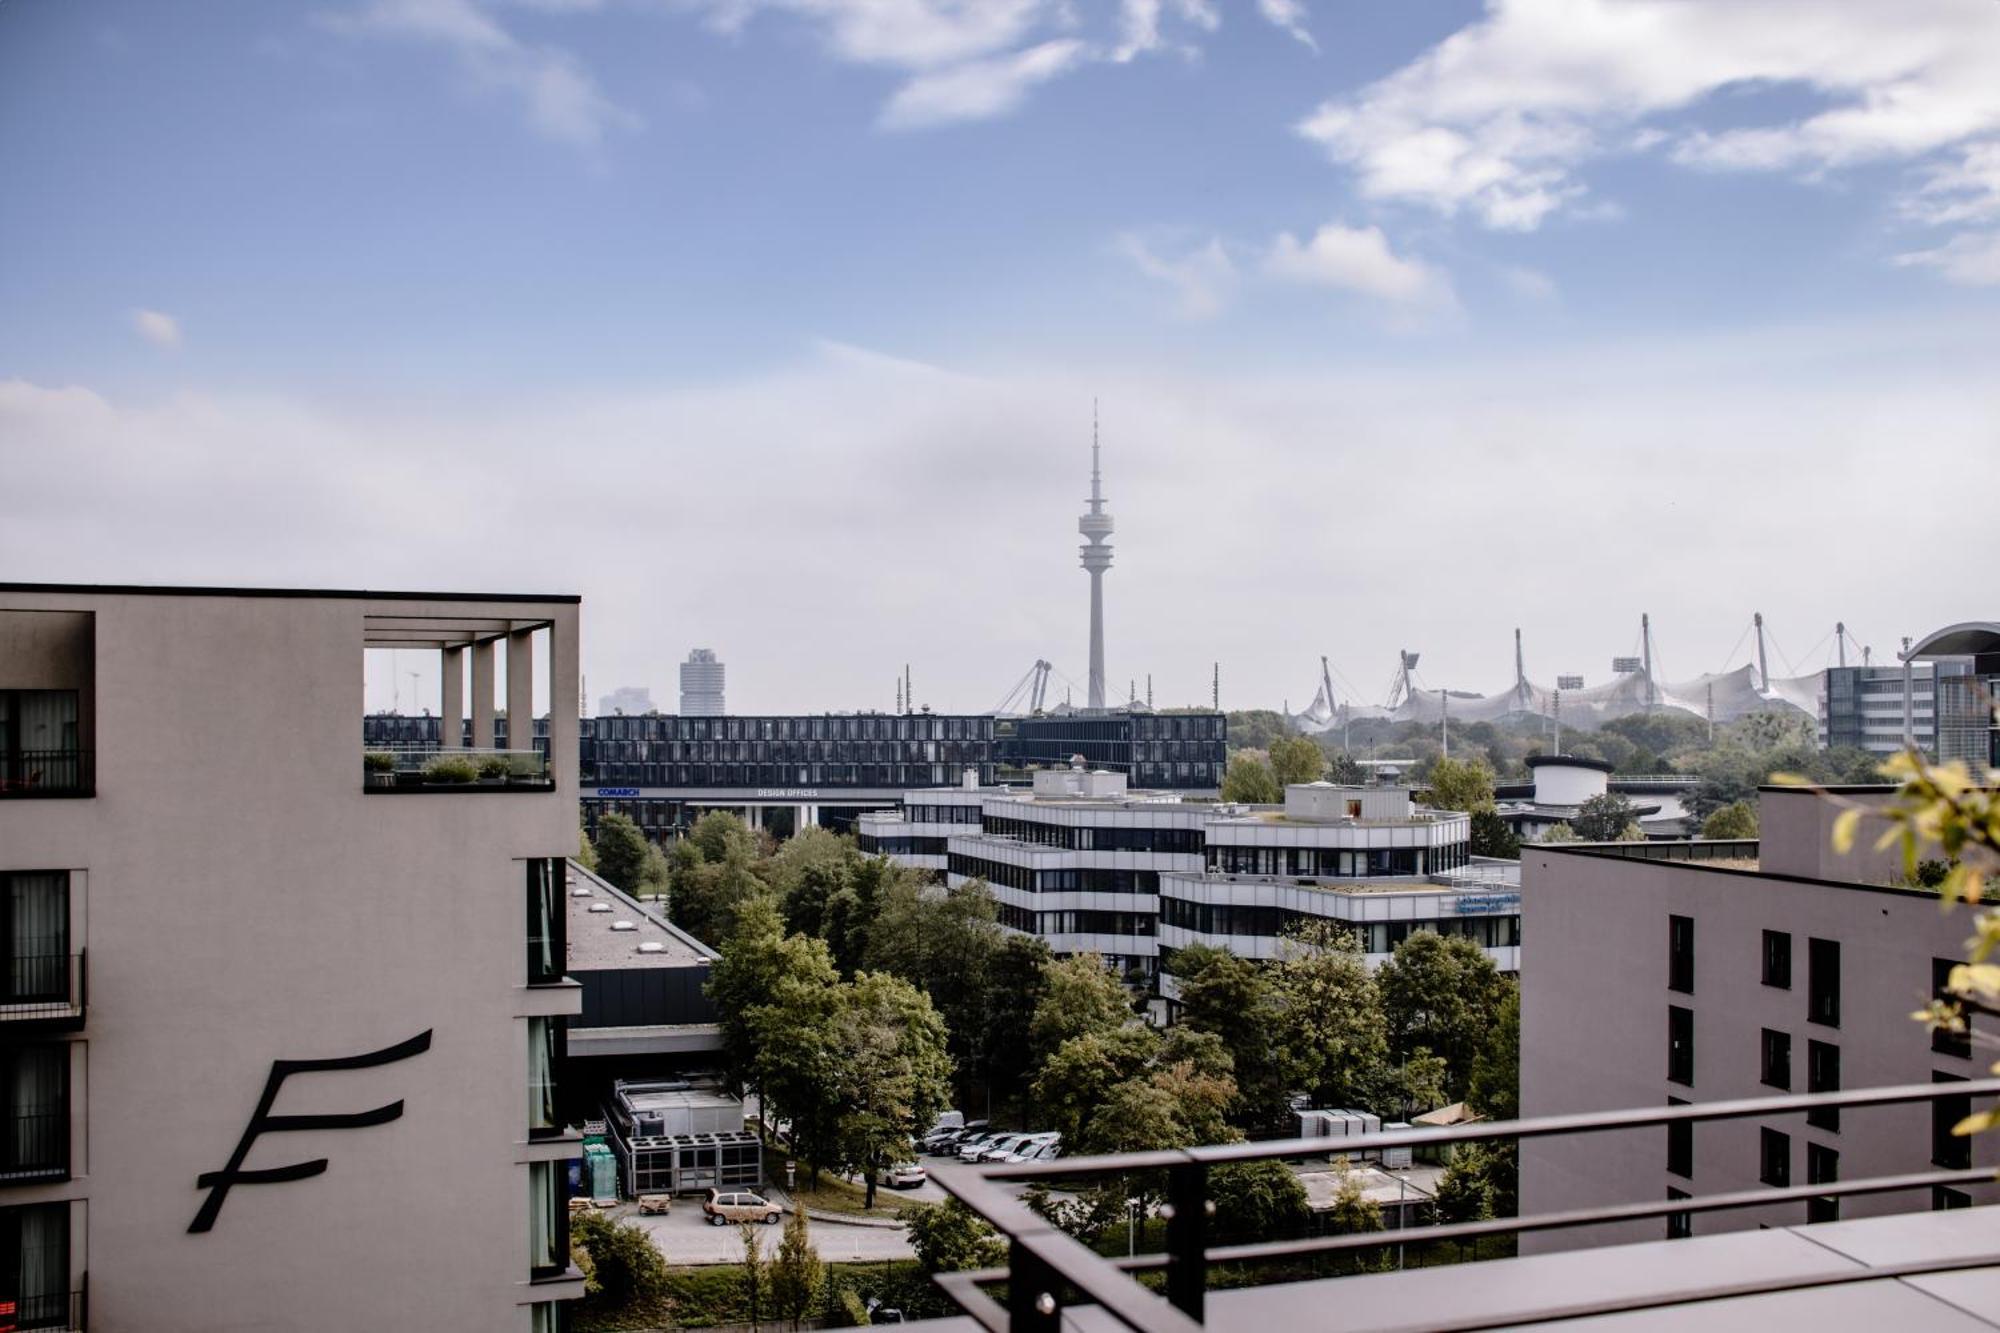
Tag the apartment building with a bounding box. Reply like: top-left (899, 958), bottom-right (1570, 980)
top-left (1520, 784), bottom-right (2000, 1255)
top-left (0, 584), bottom-right (584, 1331)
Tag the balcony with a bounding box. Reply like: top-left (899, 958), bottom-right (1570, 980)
top-left (362, 747), bottom-right (552, 794)
top-left (930, 1077), bottom-right (2000, 1330)
top-left (0, 1288), bottom-right (85, 1332)
top-left (0, 752), bottom-right (92, 800)
top-left (0, 954), bottom-right (84, 1032)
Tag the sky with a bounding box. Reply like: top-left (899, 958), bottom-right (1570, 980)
top-left (3, 0), bottom-right (1998, 716)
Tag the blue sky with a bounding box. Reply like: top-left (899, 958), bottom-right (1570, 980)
top-left (3, 1), bottom-right (1998, 713)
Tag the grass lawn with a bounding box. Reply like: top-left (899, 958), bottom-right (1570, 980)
top-left (784, 1172), bottom-right (932, 1218)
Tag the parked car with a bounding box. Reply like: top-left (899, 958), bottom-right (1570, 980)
top-left (995, 1133), bottom-right (1060, 1163)
top-left (955, 1132), bottom-right (1005, 1163)
top-left (884, 1161), bottom-right (928, 1189)
top-left (927, 1119), bottom-right (988, 1154)
top-left (702, 1189), bottom-right (781, 1226)
top-left (928, 1110), bottom-right (966, 1134)
top-left (974, 1133), bottom-right (1035, 1163)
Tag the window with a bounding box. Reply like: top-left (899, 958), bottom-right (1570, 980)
top-left (1934, 957), bottom-right (1971, 1059)
top-left (0, 1201), bottom-right (69, 1330)
top-left (1808, 938), bottom-right (1840, 1027)
top-left (1760, 1128), bottom-right (1790, 1187)
top-left (1668, 915), bottom-right (1694, 993)
top-left (1933, 1072), bottom-right (1971, 1171)
top-left (1807, 1144), bottom-right (1839, 1224)
top-left (1666, 1187), bottom-right (1691, 1240)
top-left (1668, 1006), bottom-right (1694, 1086)
top-left (1760, 1029), bottom-right (1791, 1090)
top-left (1807, 1041), bottom-right (1841, 1133)
top-left (0, 873), bottom-right (68, 1004)
top-left (528, 1017), bottom-right (559, 1139)
top-left (529, 1161), bottom-right (566, 1279)
top-left (0, 690), bottom-right (83, 794)
top-left (0, 1047), bottom-right (66, 1182)
top-left (1666, 1097), bottom-right (1692, 1178)
top-left (525, 859), bottom-right (565, 987)
top-left (1762, 930), bottom-right (1791, 989)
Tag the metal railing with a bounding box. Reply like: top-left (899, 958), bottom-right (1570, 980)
top-left (0, 953), bottom-right (85, 1027)
top-left (0, 1105), bottom-right (70, 1185)
top-left (932, 1077), bottom-right (2000, 1332)
top-left (1, 1285), bottom-right (87, 1330)
top-left (0, 751), bottom-right (93, 798)
top-left (362, 745), bottom-right (551, 790)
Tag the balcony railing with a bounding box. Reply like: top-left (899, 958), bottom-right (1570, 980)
top-left (1, 1284), bottom-right (87, 1331)
top-left (362, 746), bottom-right (552, 793)
top-left (0, 954), bottom-right (85, 1030)
top-left (931, 1076), bottom-right (2000, 1331)
top-left (0, 1105), bottom-right (70, 1185)
top-left (0, 752), bottom-right (92, 799)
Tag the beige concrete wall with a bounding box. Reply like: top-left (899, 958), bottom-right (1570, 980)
top-left (0, 588), bottom-right (581, 1331)
top-left (1520, 840), bottom-right (1998, 1255)
top-left (1759, 785), bottom-right (1927, 884)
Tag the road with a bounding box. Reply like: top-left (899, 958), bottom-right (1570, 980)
top-left (628, 1197), bottom-right (919, 1265)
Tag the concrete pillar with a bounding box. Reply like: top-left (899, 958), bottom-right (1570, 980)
top-left (441, 646), bottom-right (465, 750)
top-left (470, 639), bottom-right (497, 750)
top-left (506, 629), bottom-right (535, 756)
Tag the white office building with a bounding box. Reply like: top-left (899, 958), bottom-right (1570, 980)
top-left (678, 649), bottom-right (725, 717)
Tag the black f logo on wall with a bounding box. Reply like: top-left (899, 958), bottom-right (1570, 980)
top-left (189, 1030), bottom-right (433, 1234)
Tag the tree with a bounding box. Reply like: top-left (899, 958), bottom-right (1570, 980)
top-left (973, 933), bottom-right (1054, 1101)
top-left (1208, 1160), bottom-right (1309, 1244)
top-left (1271, 923), bottom-right (1391, 1110)
top-left (904, 1198), bottom-right (1006, 1273)
top-left (592, 812), bottom-right (653, 892)
top-left (1467, 985), bottom-right (1520, 1120)
top-left (867, 875), bottom-right (1004, 1077)
top-left (1426, 757), bottom-right (1497, 813)
top-left (748, 935), bottom-right (845, 1185)
top-left (1220, 754), bottom-right (1282, 804)
top-left (1701, 800), bottom-right (1759, 839)
top-left (1540, 821), bottom-right (1578, 843)
top-left (1387, 1047), bottom-right (1449, 1121)
top-left (1469, 808), bottom-right (1520, 859)
top-left (1567, 793), bottom-right (1636, 841)
top-left (739, 1222), bottom-right (767, 1331)
top-left (1031, 1026), bottom-right (1159, 1146)
top-left (691, 809), bottom-right (759, 863)
top-left (673, 846), bottom-right (771, 947)
top-left (1028, 953), bottom-right (1133, 1068)
top-left (576, 817), bottom-right (600, 872)
top-left (1326, 1161), bottom-right (1384, 1236)
top-left (570, 1209), bottom-right (669, 1308)
top-left (1173, 946), bottom-right (1291, 1131)
top-left (1269, 735), bottom-right (1326, 787)
top-left (769, 1206), bottom-right (824, 1329)
top-left (1377, 932), bottom-right (1507, 1098)
top-left (832, 972), bottom-right (955, 1209)
top-left (1434, 1147), bottom-right (1498, 1223)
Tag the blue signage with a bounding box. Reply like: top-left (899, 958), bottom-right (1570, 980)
top-left (1452, 892), bottom-right (1521, 915)
top-left (596, 787), bottom-right (641, 797)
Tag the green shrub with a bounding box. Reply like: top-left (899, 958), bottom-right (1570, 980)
top-left (477, 754), bottom-right (510, 779)
top-left (363, 750), bottom-right (397, 773)
top-left (571, 1210), bottom-right (669, 1308)
top-left (423, 755), bottom-right (478, 784)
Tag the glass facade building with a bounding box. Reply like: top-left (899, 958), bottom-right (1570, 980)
top-left (997, 711), bottom-right (1226, 790)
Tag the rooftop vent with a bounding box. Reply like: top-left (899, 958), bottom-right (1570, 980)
top-left (571, 888), bottom-right (593, 897)
top-left (637, 942), bottom-right (667, 954)
top-left (611, 920), bottom-right (638, 932)
top-left (587, 903), bottom-right (613, 913)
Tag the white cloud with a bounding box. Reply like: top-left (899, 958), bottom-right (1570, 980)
top-left (1295, 0), bottom-right (2000, 260)
top-left (130, 309), bottom-right (182, 350)
top-left (879, 38), bottom-right (1086, 128)
top-left (1895, 231), bottom-right (2000, 285)
top-left (1264, 222), bottom-right (1451, 305)
top-left (1256, 0), bottom-right (1314, 53)
top-left (329, 0), bottom-right (637, 147)
top-left (6, 319), bottom-right (1997, 714)
top-left (1498, 263), bottom-right (1557, 301)
top-left (1116, 233), bottom-right (1237, 317)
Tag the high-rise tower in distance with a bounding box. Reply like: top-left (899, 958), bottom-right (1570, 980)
top-left (1079, 411), bottom-right (1114, 711)
top-left (680, 648), bottom-right (725, 716)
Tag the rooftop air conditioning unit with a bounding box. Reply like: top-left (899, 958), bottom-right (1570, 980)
top-left (637, 942), bottom-right (666, 954)
top-left (571, 887), bottom-right (593, 897)
top-left (611, 921), bottom-right (638, 932)
top-left (588, 903), bottom-right (613, 913)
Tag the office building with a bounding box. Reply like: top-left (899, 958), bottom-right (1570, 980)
top-left (1519, 784), bottom-right (2000, 1255)
top-left (0, 582), bottom-right (585, 1331)
top-left (579, 711), bottom-right (997, 839)
top-left (1158, 783), bottom-right (1506, 1003)
top-left (1904, 622), bottom-right (2000, 770)
top-left (679, 649), bottom-right (725, 717)
top-left (997, 710), bottom-right (1226, 792)
top-left (1493, 754), bottom-right (1689, 842)
top-left (1820, 663), bottom-right (1939, 757)
top-left (866, 767), bottom-right (1498, 997)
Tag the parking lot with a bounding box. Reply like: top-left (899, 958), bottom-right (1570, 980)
top-left (617, 1189), bottom-right (921, 1266)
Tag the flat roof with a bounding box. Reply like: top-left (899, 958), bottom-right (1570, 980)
top-left (0, 581), bottom-right (580, 603)
top-left (565, 862), bottom-right (716, 968)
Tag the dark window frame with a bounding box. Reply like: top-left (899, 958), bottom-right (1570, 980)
top-left (1669, 915), bottom-right (1694, 994)
top-left (1762, 929), bottom-right (1791, 989)
top-left (1808, 938), bottom-right (1840, 1028)
top-left (1806, 1040), bottom-right (1840, 1133)
top-left (1668, 1005), bottom-right (1694, 1086)
top-left (1760, 1028), bottom-right (1792, 1091)
top-left (1760, 1127), bottom-right (1790, 1188)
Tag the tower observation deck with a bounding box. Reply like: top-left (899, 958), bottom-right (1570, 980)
top-left (1079, 419), bottom-right (1114, 711)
